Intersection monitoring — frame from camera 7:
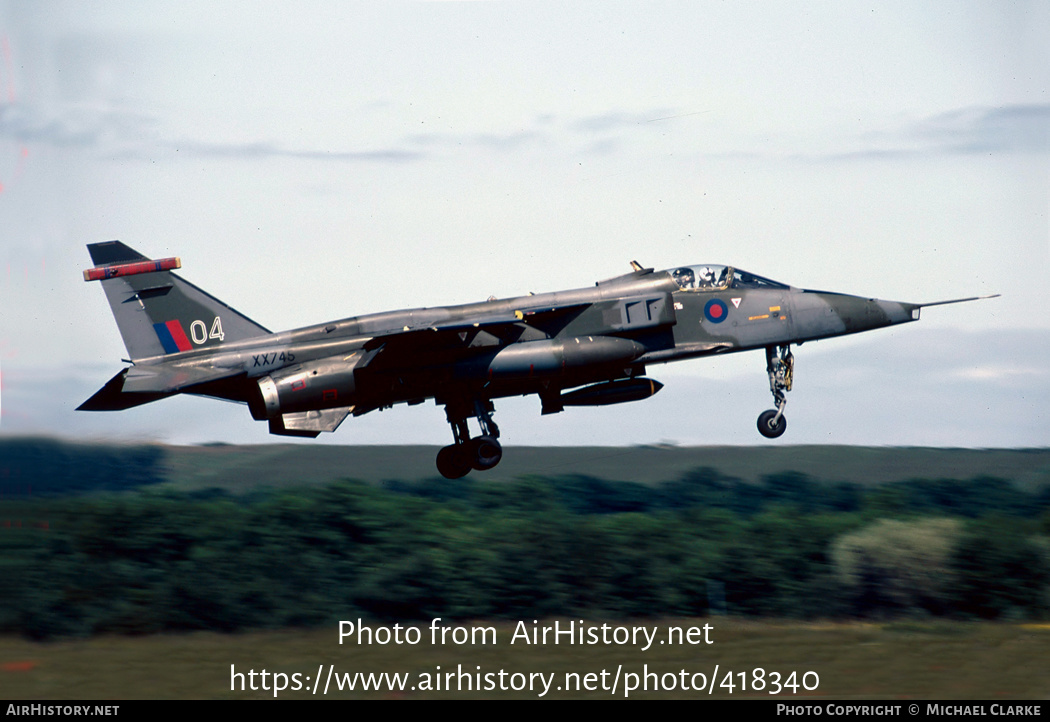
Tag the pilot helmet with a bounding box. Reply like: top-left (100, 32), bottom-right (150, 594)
top-left (672, 267), bottom-right (695, 288)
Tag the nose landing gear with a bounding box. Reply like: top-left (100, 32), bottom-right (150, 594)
top-left (436, 398), bottom-right (503, 479)
top-left (758, 344), bottom-right (793, 439)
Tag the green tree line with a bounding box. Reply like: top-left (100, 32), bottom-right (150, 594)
top-left (0, 439), bottom-right (163, 495)
top-left (3, 470), bottom-right (1048, 639)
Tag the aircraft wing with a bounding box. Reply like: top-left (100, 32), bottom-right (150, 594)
top-left (406, 302), bottom-right (590, 336)
top-left (357, 302), bottom-right (591, 362)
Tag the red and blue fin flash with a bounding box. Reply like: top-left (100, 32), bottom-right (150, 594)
top-left (153, 320), bottom-right (193, 353)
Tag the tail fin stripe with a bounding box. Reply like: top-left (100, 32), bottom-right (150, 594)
top-left (166, 321), bottom-right (193, 351)
top-left (153, 321), bottom-right (193, 353)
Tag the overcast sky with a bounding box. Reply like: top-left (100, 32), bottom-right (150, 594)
top-left (0, 1), bottom-right (1046, 449)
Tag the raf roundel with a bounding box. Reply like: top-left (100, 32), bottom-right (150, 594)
top-left (704, 298), bottom-right (729, 324)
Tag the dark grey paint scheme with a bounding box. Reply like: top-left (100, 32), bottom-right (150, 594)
top-left (80, 242), bottom-right (996, 477)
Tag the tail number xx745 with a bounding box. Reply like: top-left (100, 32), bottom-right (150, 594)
top-left (252, 351), bottom-right (295, 368)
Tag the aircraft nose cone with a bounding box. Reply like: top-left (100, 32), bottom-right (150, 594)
top-left (796, 292), bottom-right (919, 338)
top-left (872, 299), bottom-right (917, 325)
top-left (846, 297), bottom-right (915, 330)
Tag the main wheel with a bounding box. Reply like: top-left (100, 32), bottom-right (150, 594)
top-left (757, 409), bottom-right (787, 439)
top-left (436, 444), bottom-right (472, 479)
top-left (469, 436), bottom-right (503, 470)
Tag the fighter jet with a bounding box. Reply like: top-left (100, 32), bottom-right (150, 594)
top-left (80, 241), bottom-right (997, 478)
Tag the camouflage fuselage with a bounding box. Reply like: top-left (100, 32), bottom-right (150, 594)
top-left (150, 268), bottom-right (916, 417)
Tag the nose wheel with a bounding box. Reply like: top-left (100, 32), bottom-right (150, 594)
top-left (436, 398), bottom-right (503, 479)
top-left (758, 345), bottom-right (792, 439)
top-left (757, 409), bottom-right (787, 438)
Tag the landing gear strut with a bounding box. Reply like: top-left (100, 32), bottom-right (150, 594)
top-left (436, 398), bottom-right (503, 479)
top-left (758, 344), bottom-right (793, 439)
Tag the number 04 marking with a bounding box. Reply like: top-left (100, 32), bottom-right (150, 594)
top-left (190, 316), bottom-right (225, 345)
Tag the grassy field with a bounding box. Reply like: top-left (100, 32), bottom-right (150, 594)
top-left (161, 444), bottom-right (1050, 492)
top-left (1, 619), bottom-right (1047, 699)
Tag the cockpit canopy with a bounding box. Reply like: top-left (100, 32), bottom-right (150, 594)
top-left (667, 265), bottom-right (789, 292)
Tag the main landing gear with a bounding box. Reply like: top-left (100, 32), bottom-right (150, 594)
top-left (758, 344), bottom-right (793, 439)
top-left (436, 398), bottom-right (503, 479)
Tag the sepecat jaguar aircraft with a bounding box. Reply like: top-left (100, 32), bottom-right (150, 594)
top-left (80, 241), bottom-right (996, 478)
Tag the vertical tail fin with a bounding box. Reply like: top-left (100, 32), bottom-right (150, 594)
top-left (85, 241), bottom-right (270, 360)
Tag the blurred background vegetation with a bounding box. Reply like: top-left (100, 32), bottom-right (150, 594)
top-left (2, 438), bottom-right (1048, 639)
